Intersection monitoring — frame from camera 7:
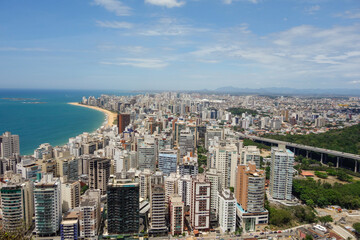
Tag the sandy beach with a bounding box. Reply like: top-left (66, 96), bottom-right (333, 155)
top-left (68, 102), bottom-right (117, 128)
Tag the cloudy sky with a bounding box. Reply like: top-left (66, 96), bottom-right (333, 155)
top-left (0, 0), bottom-right (360, 90)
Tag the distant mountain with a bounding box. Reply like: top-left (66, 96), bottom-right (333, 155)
top-left (213, 87), bottom-right (360, 96)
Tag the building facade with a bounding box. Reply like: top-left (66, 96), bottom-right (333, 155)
top-left (107, 173), bottom-right (139, 234)
top-left (169, 194), bottom-right (184, 236)
top-left (190, 174), bottom-right (211, 231)
top-left (34, 174), bottom-right (62, 237)
top-left (269, 145), bottom-right (294, 201)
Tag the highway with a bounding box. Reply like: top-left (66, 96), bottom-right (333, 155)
top-left (238, 133), bottom-right (360, 162)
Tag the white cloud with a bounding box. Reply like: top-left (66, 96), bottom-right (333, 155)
top-left (96, 20), bottom-right (133, 29)
top-left (100, 58), bottom-right (168, 68)
top-left (348, 80), bottom-right (360, 84)
top-left (138, 18), bottom-right (208, 36)
top-left (305, 5), bottom-right (320, 14)
top-left (223, 0), bottom-right (260, 4)
top-left (336, 9), bottom-right (360, 19)
top-left (92, 0), bottom-right (131, 16)
top-left (187, 23), bottom-right (360, 86)
top-left (145, 0), bottom-right (185, 8)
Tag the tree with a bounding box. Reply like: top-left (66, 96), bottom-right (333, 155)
top-left (318, 215), bottom-right (333, 225)
top-left (0, 229), bottom-right (32, 240)
top-left (304, 234), bottom-right (313, 240)
top-left (353, 222), bottom-right (360, 234)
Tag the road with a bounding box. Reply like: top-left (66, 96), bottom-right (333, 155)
top-left (331, 224), bottom-right (356, 240)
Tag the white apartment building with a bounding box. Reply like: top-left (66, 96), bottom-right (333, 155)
top-left (79, 189), bottom-right (101, 239)
top-left (0, 131), bottom-right (20, 158)
top-left (178, 174), bottom-right (192, 207)
top-left (206, 168), bottom-right (221, 216)
top-left (165, 172), bottom-right (180, 202)
top-left (218, 189), bottom-right (236, 233)
top-left (214, 143), bottom-right (238, 188)
top-left (269, 145), bottom-right (294, 201)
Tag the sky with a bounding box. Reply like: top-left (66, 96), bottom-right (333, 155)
top-left (0, 0), bottom-right (360, 91)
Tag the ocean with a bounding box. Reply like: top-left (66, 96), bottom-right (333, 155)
top-left (0, 89), bottom-right (130, 155)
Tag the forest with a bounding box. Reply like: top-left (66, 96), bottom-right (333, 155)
top-left (292, 178), bottom-right (360, 209)
top-left (264, 123), bottom-right (360, 154)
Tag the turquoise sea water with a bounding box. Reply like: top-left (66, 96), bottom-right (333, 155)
top-left (0, 89), bottom-right (129, 155)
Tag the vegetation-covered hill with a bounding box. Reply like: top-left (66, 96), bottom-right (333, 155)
top-left (264, 124), bottom-right (360, 154)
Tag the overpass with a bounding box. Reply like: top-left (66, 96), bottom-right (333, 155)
top-left (238, 133), bottom-right (360, 172)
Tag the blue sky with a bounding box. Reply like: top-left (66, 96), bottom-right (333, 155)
top-left (0, 0), bottom-right (360, 90)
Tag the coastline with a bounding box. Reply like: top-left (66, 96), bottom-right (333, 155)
top-left (68, 102), bottom-right (117, 128)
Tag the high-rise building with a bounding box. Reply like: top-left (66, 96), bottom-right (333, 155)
top-left (158, 149), bottom-right (178, 175)
top-left (206, 168), bottom-right (221, 218)
top-left (190, 174), bottom-right (211, 231)
top-left (0, 174), bottom-right (34, 233)
top-left (235, 162), bottom-right (268, 232)
top-left (165, 172), bottom-right (180, 202)
top-left (177, 152), bottom-right (198, 177)
top-left (138, 142), bottom-right (156, 171)
top-left (149, 171), bottom-right (168, 235)
top-left (178, 175), bottom-right (192, 207)
top-left (88, 158), bottom-right (110, 195)
top-left (107, 173), bottom-right (139, 234)
top-left (178, 129), bottom-right (195, 158)
top-left (34, 173), bottom-right (62, 237)
top-left (269, 145), bottom-right (294, 201)
top-left (118, 114), bottom-right (131, 134)
top-left (139, 169), bottom-right (152, 200)
top-left (218, 189), bottom-right (236, 233)
top-left (61, 179), bottom-right (81, 213)
top-left (169, 194), bottom-right (184, 236)
top-left (240, 146), bottom-right (261, 169)
top-left (60, 211), bottom-right (79, 240)
top-left (16, 158), bottom-right (42, 182)
top-left (79, 189), bottom-right (101, 239)
top-left (57, 158), bottom-right (79, 181)
top-left (235, 162), bottom-right (265, 213)
top-left (214, 143), bottom-right (238, 188)
top-left (0, 132), bottom-right (20, 159)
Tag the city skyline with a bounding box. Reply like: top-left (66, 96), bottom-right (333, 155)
top-left (0, 0), bottom-right (360, 90)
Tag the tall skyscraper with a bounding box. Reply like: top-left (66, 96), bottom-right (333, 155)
top-left (139, 169), bottom-right (152, 200)
top-left (118, 114), bottom-right (130, 134)
top-left (61, 179), bottom-right (81, 213)
top-left (206, 168), bottom-right (222, 218)
top-left (0, 131), bottom-right (20, 159)
top-left (214, 143), bottom-right (238, 188)
top-left (158, 149), bottom-right (178, 175)
top-left (88, 158), bottom-right (110, 195)
top-left (138, 142), bottom-right (156, 171)
top-left (178, 174), bottom-right (192, 207)
top-left (169, 194), bottom-right (184, 236)
top-left (0, 174), bottom-right (34, 233)
top-left (240, 146), bottom-right (261, 169)
top-left (34, 173), bottom-right (62, 237)
top-left (178, 129), bottom-right (195, 158)
top-left (107, 173), bottom-right (139, 234)
top-left (235, 162), bottom-right (265, 213)
top-left (218, 189), bottom-right (236, 233)
top-left (190, 174), bottom-right (211, 231)
top-left (235, 162), bottom-right (268, 232)
top-left (269, 145), bottom-right (294, 201)
top-left (165, 172), bottom-right (180, 202)
top-left (79, 189), bottom-right (101, 239)
top-left (149, 171), bottom-right (168, 235)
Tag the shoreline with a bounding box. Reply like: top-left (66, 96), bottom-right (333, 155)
top-left (68, 102), bottom-right (117, 128)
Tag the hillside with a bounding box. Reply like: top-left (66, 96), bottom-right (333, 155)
top-left (264, 124), bottom-right (360, 155)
